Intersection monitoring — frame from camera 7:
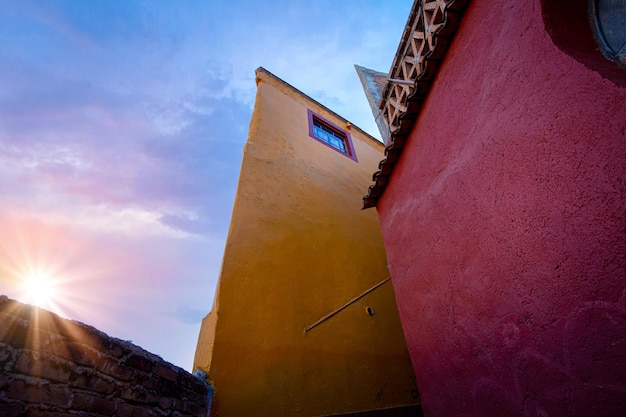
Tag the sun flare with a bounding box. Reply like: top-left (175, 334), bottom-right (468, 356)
top-left (20, 271), bottom-right (58, 309)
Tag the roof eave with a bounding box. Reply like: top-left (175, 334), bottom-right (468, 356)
top-left (363, 0), bottom-right (470, 209)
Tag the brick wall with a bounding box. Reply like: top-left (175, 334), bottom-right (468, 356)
top-left (0, 295), bottom-right (209, 417)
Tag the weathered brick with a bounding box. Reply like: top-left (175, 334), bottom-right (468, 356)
top-left (71, 391), bottom-right (117, 414)
top-left (0, 317), bottom-right (29, 349)
top-left (93, 396), bottom-right (119, 415)
top-left (68, 366), bottom-right (91, 388)
top-left (70, 391), bottom-right (96, 410)
top-left (13, 349), bottom-right (37, 373)
top-left (0, 314), bottom-right (20, 338)
top-left (14, 350), bottom-right (71, 383)
top-left (186, 379), bottom-right (207, 396)
top-left (31, 311), bottom-right (77, 337)
top-left (176, 398), bottom-right (207, 416)
top-left (6, 378), bottom-right (70, 408)
top-left (125, 353), bottom-right (153, 373)
top-left (120, 385), bottom-right (159, 405)
top-left (116, 401), bottom-right (134, 417)
top-left (64, 324), bottom-right (126, 359)
top-left (22, 410), bottom-right (77, 417)
top-left (177, 371), bottom-right (207, 396)
top-left (132, 370), bottom-right (160, 391)
top-left (0, 371), bottom-right (12, 390)
top-left (69, 367), bottom-right (117, 394)
top-left (23, 328), bottom-right (54, 354)
top-left (2, 297), bottom-right (209, 417)
top-left (45, 333), bottom-right (67, 354)
top-left (96, 337), bottom-right (126, 358)
top-left (132, 408), bottom-right (156, 417)
top-left (158, 396), bottom-right (175, 410)
top-left (61, 322), bottom-right (99, 343)
top-left (49, 339), bottom-right (101, 368)
top-left (160, 379), bottom-right (183, 397)
top-left (0, 299), bottom-right (32, 321)
top-left (67, 342), bottom-right (101, 367)
top-left (116, 402), bottom-right (156, 417)
top-left (0, 342), bottom-right (16, 366)
top-left (129, 346), bottom-right (161, 365)
top-left (0, 398), bottom-right (25, 417)
top-left (154, 363), bottom-right (178, 382)
top-left (98, 357), bottom-right (133, 381)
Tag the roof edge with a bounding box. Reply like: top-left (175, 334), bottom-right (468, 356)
top-left (255, 67), bottom-right (384, 149)
top-left (363, 0), bottom-right (470, 209)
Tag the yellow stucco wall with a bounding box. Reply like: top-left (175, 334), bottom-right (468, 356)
top-left (194, 68), bottom-right (417, 416)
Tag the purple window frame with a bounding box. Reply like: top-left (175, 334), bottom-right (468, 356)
top-left (307, 109), bottom-right (358, 162)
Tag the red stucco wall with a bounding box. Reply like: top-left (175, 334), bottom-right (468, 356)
top-left (377, 1), bottom-right (626, 416)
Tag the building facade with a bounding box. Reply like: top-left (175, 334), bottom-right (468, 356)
top-left (194, 68), bottom-right (419, 416)
top-left (362, 1), bottom-right (626, 416)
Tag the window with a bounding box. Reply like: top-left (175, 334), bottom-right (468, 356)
top-left (307, 109), bottom-right (358, 162)
top-left (590, 0), bottom-right (626, 66)
top-left (540, 0), bottom-right (625, 86)
top-left (313, 119), bottom-right (347, 153)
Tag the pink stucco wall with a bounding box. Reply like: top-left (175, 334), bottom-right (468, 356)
top-left (377, 1), bottom-right (626, 416)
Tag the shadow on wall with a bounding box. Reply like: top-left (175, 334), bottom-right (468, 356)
top-left (0, 295), bottom-right (209, 416)
top-left (541, 0), bottom-right (626, 87)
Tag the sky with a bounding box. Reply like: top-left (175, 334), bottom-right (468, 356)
top-left (0, 0), bottom-right (411, 370)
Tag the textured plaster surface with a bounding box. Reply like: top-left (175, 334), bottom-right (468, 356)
top-left (195, 70), bottom-right (417, 416)
top-left (377, 0), bottom-right (626, 416)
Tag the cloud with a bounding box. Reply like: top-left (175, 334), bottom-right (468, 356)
top-left (0, 5), bottom-right (250, 238)
top-left (0, 0), bottom-right (412, 368)
top-left (159, 213), bottom-right (212, 236)
top-left (182, 1), bottom-right (412, 140)
top-left (171, 305), bottom-right (208, 325)
top-left (0, 211), bottom-right (223, 366)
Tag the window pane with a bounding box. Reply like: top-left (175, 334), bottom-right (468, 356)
top-left (313, 121), bottom-right (347, 153)
top-left (592, 0), bottom-right (626, 65)
top-left (308, 112), bottom-right (356, 160)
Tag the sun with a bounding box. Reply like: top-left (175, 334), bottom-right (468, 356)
top-left (20, 271), bottom-right (59, 309)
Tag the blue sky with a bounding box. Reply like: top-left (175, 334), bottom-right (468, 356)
top-left (0, 0), bottom-right (410, 370)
